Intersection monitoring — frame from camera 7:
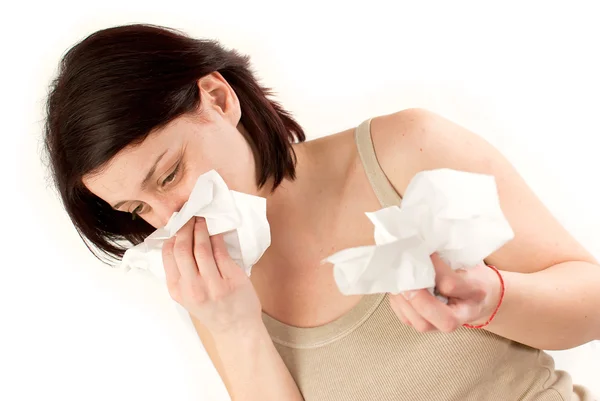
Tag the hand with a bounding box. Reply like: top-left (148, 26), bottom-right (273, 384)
top-left (162, 217), bottom-right (263, 335)
top-left (389, 253), bottom-right (502, 333)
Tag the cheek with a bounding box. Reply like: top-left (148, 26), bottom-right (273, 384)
top-left (179, 165), bottom-right (206, 194)
top-left (185, 123), bottom-right (257, 194)
top-left (220, 152), bottom-right (257, 194)
top-left (202, 142), bottom-right (257, 194)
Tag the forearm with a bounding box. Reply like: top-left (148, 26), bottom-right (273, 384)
top-left (212, 323), bottom-right (303, 401)
top-left (485, 261), bottom-right (600, 350)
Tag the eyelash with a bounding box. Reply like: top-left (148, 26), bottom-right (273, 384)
top-left (131, 161), bottom-right (183, 219)
top-left (131, 204), bottom-right (143, 220)
top-left (161, 162), bottom-right (181, 187)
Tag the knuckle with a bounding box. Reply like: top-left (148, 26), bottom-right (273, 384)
top-left (188, 283), bottom-right (208, 305)
top-left (190, 291), bottom-right (208, 305)
top-left (438, 279), bottom-right (456, 294)
top-left (207, 281), bottom-right (229, 298)
top-left (475, 287), bottom-right (487, 301)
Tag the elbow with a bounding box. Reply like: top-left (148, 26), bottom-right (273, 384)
top-left (541, 329), bottom-right (600, 351)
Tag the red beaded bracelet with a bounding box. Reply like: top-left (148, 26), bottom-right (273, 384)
top-left (463, 265), bottom-right (505, 329)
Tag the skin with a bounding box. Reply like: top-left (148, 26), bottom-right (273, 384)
top-left (84, 72), bottom-right (600, 400)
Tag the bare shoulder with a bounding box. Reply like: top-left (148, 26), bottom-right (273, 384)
top-left (368, 107), bottom-right (596, 272)
top-left (369, 107), bottom-right (502, 196)
top-left (368, 108), bottom-right (449, 195)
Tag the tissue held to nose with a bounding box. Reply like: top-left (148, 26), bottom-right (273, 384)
top-left (324, 168), bottom-right (515, 296)
top-left (120, 169), bottom-right (271, 278)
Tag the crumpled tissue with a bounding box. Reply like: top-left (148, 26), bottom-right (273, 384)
top-left (120, 169), bottom-right (271, 278)
top-left (119, 169), bottom-right (271, 330)
top-left (324, 168), bottom-right (514, 298)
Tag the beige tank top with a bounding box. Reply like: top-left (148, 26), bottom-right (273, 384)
top-left (261, 119), bottom-right (595, 401)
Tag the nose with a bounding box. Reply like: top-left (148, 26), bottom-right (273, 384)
top-left (148, 194), bottom-right (188, 228)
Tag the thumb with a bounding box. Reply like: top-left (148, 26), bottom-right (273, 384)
top-left (432, 254), bottom-right (482, 300)
top-left (435, 268), bottom-right (480, 300)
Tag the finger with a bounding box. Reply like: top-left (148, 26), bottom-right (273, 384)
top-left (209, 234), bottom-right (240, 279)
top-left (389, 293), bottom-right (436, 332)
top-left (432, 254), bottom-right (483, 300)
top-left (388, 296), bottom-right (412, 326)
top-left (173, 218), bottom-right (200, 281)
top-left (409, 290), bottom-right (460, 333)
top-left (430, 253), bottom-right (453, 275)
top-left (193, 217), bottom-right (222, 283)
top-left (435, 273), bottom-right (480, 300)
top-left (161, 237), bottom-right (181, 300)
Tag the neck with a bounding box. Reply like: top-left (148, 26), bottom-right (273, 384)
top-left (263, 141), bottom-right (314, 216)
top-left (263, 135), bottom-right (353, 231)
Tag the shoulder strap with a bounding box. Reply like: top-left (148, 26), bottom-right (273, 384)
top-left (355, 118), bottom-right (403, 207)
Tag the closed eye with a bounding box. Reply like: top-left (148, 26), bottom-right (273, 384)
top-left (131, 203), bottom-right (144, 219)
top-left (161, 162), bottom-right (181, 187)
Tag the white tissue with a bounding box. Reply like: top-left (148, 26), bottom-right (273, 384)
top-left (324, 168), bottom-right (514, 296)
top-left (120, 170), bottom-right (271, 333)
top-left (120, 169), bottom-right (271, 278)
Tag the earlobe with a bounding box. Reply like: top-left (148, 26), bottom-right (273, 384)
top-left (197, 72), bottom-right (241, 124)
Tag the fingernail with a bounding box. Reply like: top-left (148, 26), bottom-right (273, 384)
top-left (402, 291), bottom-right (416, 300)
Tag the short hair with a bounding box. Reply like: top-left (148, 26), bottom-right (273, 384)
top-left (43, 24), bottom-right (305, 264)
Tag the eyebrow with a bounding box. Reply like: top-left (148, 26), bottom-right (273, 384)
top-left (111, 150), bottom-right (168, 210)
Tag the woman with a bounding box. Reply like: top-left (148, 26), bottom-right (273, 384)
top-left (44, 24), bottom-right (599, 400)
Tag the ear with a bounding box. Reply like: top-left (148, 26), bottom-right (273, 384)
top-left (197, 72), bottom-right (241, 125)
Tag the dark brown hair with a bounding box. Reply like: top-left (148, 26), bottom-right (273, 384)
top-left (43, 24), bottom-right (305, 264)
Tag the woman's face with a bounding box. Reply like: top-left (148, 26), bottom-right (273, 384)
top-left (83, 73), bottom-right (257, 229)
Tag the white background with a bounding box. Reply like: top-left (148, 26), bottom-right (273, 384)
top-left (3, 0), bottom-right (599, 400)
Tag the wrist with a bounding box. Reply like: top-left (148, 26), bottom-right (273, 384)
top-left (465, 264), bottom-right (505, 328)
top-left (212, 316), bottom-right (268, 344)
top-left (483, 265), bottom-right (503, 317)
top-left (212, 320), bottom-right (273, 367)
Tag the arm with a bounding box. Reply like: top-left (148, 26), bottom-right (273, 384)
top-left (191, 316), bottom-right (303, 401)
top-left (489, 262), bottom-right (600, 350)
top-left (372, 108), bottom-right (600, 350)
top-left (162, 218), bottom-right (303, 401)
